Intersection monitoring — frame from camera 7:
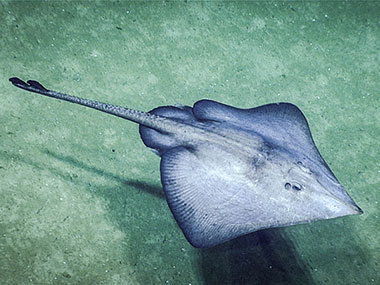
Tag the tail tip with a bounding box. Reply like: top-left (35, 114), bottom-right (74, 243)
top-left (9, 77), bottom-right (48, 92)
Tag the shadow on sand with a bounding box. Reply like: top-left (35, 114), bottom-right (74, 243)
top-left (200, 229), bottom-right (314, 284)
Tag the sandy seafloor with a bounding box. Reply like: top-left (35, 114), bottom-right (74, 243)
top-left (0, 1), bottom-right (379, 284)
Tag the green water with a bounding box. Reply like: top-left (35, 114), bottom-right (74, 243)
top-left (1, 1), bottom-right (379, 284)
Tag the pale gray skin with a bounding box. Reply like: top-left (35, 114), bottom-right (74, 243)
top-left (9, 78), bottom-right (362, 248)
